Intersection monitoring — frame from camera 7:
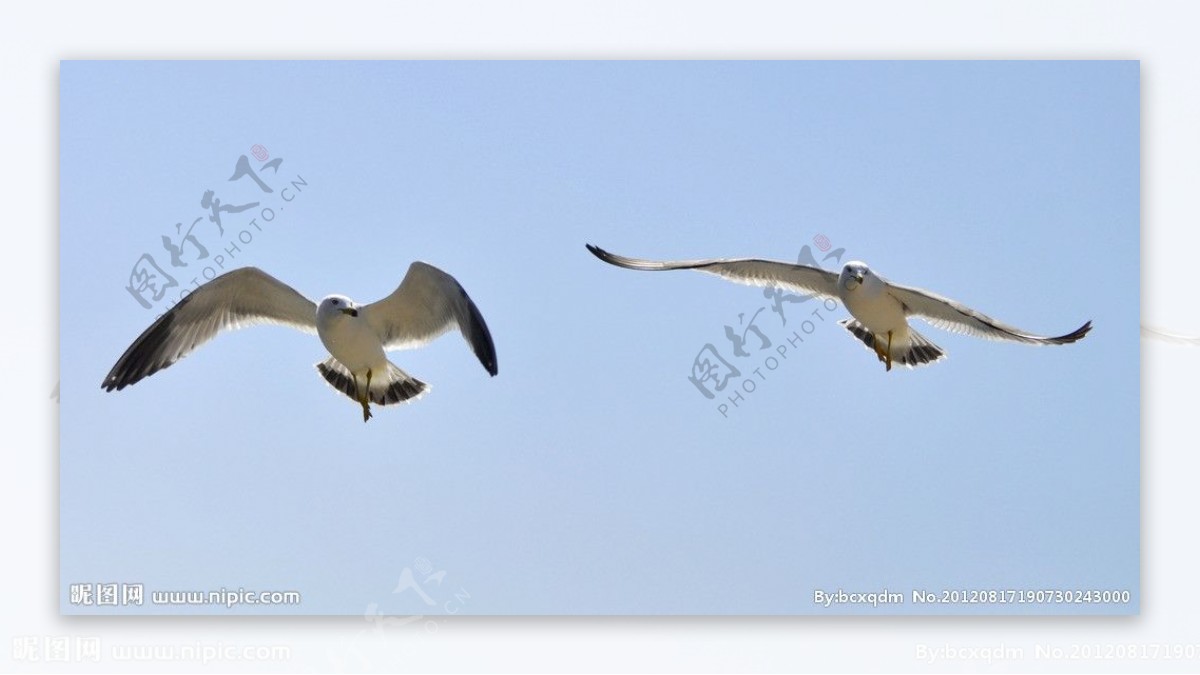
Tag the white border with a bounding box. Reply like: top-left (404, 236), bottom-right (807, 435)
top-left (6, 1), bottom-right (1195, 672)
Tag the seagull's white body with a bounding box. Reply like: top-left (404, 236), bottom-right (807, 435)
top-left (317, 295), bottom-right (389, 376)
top-left (587, 244), bottom-right (1091, 370)
top-left (838, 264), bottom-right (907, 337)
top-left (835, 261), bottom-right (941, 368)
top-left (103, 263), bottom-right (498, 421)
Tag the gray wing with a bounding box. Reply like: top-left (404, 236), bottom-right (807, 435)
top-left (362, 262), bottom-right (498, 376)
top-left (1142, 325), bottom-right (1200, 346)
top-left (102, 267), bottom-right (317, 391)
top-left (887, 282), bottom-right (1092, 345)
top-left (586, 244), bottom-right (840, 298)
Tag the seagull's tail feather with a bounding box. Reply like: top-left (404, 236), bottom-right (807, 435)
top-left (315, 357), bottom-right (429, 406)
top-left (839, 319), bottom-right (946, 369)
top-left (894, 328), bottom-right (946, 368)
top-left (371, 362), bottom-right (430, 405)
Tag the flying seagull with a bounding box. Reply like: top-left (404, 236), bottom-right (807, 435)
top-left (586, 244), bottom-right (1091, 371)
top-left (102, 263), bottom-right (498, 421)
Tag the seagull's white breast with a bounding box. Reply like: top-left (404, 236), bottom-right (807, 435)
top-left (840, 276), bottom-right (908, 336)
top-left (317, 313), bottom-right (388, 375)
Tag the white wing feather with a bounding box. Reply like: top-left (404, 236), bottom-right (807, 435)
top-left (586, 244), bottom-right (840, 298)
top-left (362, 262), bottom-right (498, 376)
top-left (887, 282), bottom-right (1092, 345)
top-left (103, 267), bottom-right (316, 391)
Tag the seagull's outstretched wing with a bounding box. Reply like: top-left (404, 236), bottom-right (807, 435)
top-left (102, 267), bottom-right (318, 391)
top-left (886, 282), bottom-right (1092, 345)
top-left (363, 262), bottom-right (498, 376)
top-left (1142, 325), bottom-right (1200, 345)
top-left (586, 244), bottom-right (840, 298)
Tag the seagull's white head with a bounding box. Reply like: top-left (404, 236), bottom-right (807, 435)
top-left (317, 295), bottom-right (359, 321)
top-left (839, 261), bottom-right (879, 294)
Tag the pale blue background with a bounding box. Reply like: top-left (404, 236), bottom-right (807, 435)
top-left (60, 61), bottom-right (1138, 615)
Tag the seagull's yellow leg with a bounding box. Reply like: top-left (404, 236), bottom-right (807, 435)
top-left (885, 330), bottom-right (893, 372)
top-left (872, 333), bottom-right (886, 364)
top-left (357, 369), bottom-right (374, 423)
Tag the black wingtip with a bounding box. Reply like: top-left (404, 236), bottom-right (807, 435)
top-left (483, 347), bottom-right (498, 377)
top-left (465, 296), bottom-right (499, 378)
top-left (484, 344), bottom-right (498, 377)
top-left (586, 243), bottom-right (628, 266)
top-left (1053, 320), bottom-right (1093, 344)
top-left (585, 243), bottom-right (607, 260)
top-left (478, 341), bottom-right (498, 377)
top-left (101, 307), bottom-right (181, 393)
top-left (584, 243), bottom-right (650, 271)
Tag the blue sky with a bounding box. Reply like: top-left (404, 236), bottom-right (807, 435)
top-left (60, 61), bottom-right (1138, 615)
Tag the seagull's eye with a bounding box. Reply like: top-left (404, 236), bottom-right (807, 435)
top-left (332, 299), bottom-right (338, 305)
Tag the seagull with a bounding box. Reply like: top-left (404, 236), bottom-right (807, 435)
top-left (102, 263), bottom-right (498, 421)
top-left (586, 244), bottom-right (1091, 371)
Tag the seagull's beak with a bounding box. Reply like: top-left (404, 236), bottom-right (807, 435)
top-left (855, 272), bottom-right (864, 283)
top-left (340, 307), bottom-right (359, 317)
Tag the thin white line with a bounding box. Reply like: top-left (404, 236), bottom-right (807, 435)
top-left (1142, 325), bottom-right (1200, 345)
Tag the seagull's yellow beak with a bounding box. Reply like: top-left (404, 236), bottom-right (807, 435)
top-left (340, 307), bottom-right (359, 317)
